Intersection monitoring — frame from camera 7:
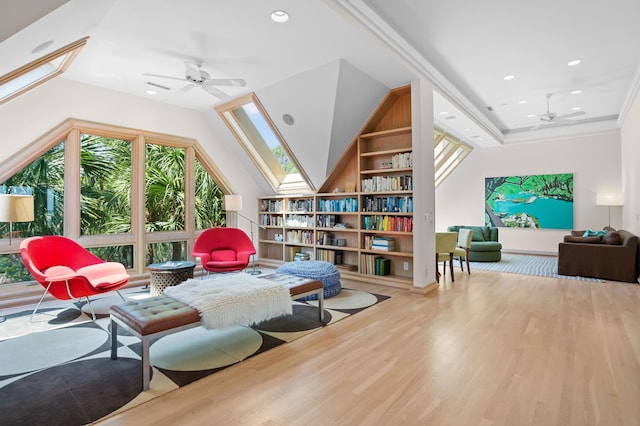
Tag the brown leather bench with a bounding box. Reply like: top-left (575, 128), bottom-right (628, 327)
top-left (110, 274), bottom-right (324, 390)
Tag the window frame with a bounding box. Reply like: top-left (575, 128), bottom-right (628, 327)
top-left (216, 93), bottom-right (314, 194)
top-left (0, 37), bottom-right (88, 106)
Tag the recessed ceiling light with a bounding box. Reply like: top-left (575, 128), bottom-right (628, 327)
top-left (271, 10), bottom-right (289, 23)
top-left (146, 90), bottom-right (158, 95)
top-left (439, 111), bottom-right (448, 115)
top-left (568, 59), bottom-right (582, 66)
top-left (571, 90), bottom-right (582, 95)
top-left (572, 107), bottom-right (582, 111)
top-left (518, 100), bottom-right (527, 104)
top-left (527, 114), bottom-right (535, 118)
top-left (282, 113), bottom-right (294, 125)
top-left (503, 75), bottom-right (515, 81)
top-left (464, 128), bottom-right (472, 131)
top-left (31, 40), bottom-right (54, 54)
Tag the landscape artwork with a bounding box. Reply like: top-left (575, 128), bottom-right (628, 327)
top-left (485, 173), bottom-right (574, 229)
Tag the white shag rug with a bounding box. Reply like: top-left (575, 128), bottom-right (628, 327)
top-left (164, 274), bottom-right (292, 329)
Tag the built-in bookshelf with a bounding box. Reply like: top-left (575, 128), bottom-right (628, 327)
top-left (257, 85), bottom-right (413, 289)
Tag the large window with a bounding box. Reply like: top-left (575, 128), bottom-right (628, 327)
top-left (216, 93), bottom-right (313, 194)
top-left (0, 119), bottom-right (229, 286)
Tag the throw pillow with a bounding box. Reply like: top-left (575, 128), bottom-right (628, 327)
top-left (583, 229), bottom-right (607, 238)
top-left (469, 228), bottom-right (485, 241)
top-left (602, 231), bottom-right (623, 245)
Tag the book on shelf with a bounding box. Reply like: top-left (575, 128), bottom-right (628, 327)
top-left (375, 257), bottom-right (391, 276)
top-left (294, 252), bottom-right (311, 261)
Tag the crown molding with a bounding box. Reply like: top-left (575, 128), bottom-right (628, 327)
top-left (617, 65), bottom-right (640, 128)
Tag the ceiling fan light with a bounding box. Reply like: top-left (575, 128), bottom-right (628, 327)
top-left (271, 10), bottom-right (289, 23)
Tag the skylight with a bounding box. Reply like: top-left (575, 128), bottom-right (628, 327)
top-left (0, 37), bottom-right (88, 106)
top-left (216, 93), bottom-right (313, 194)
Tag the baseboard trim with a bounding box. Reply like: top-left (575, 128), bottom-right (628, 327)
top-left (502, 249), bottom-right (558, 257)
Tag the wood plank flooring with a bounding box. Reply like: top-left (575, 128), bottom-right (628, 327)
top-left (98, 270), bottom-right (640, 426)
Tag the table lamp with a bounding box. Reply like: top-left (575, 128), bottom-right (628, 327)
top-left (0, 194), bottom-right (34, 244)
top-left (223, 194), bottom-right (261, 275)
top-left (596, 192), bottom-right (623, 227)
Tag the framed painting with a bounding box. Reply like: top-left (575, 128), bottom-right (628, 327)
top-left (485, 173), bottom-right (573, 229)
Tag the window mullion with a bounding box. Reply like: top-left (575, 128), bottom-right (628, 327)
top-left (64, 129), bottom-right (81, 239)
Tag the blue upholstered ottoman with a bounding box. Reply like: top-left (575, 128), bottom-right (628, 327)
top-left (276, 260), bottom-right (341, 300)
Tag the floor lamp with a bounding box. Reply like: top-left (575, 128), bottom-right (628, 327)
top-left (596, 192), bottom-right (623, 228)
top-left (0, 194), bottom-right (34, 323)
top-left (223, 194), bottom-right (261, 275)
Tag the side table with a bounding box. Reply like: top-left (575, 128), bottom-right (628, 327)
top-left (148, 261), bottom-right (196, 296)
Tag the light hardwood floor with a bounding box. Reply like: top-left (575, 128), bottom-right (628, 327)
top-left (99, 270), bottom-right (640, 426)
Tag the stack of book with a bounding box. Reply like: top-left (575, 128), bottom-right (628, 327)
top-left (294, 252), bottom-right (311, 261)
top-left (371, 237), bottom-right (395, 251)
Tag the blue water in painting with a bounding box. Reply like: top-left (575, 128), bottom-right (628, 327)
top-left (493, 192), bottom-right (573, 229)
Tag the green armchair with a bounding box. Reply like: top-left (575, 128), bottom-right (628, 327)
top-left (447, 225), bottom-right (502, 262)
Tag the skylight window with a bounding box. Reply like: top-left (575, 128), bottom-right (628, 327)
top-left (216, 93), bottom-right (313, 194)
top-left (434, 128), bottom-right (472, 188)
top-left (0, 37), bottom-right (88, 106)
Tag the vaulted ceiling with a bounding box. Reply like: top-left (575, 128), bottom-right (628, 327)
top-left (2, 0), bottom-right (640, 148)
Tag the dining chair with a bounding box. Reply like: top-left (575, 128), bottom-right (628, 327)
top-left (435, 232), bottom-right (458, 282)
top-left (454, 228), bottom-right (474, 274)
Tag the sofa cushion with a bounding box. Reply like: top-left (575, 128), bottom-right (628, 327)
top-left (563, 235), bottom-right (602, 244)
top-left (603, 231), bottom-right (623, 245)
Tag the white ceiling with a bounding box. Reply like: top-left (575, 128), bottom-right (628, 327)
top-left (2, 0), bottom-right (640, 147)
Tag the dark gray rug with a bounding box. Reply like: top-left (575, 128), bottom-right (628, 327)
top-left (0, 289), bottom-right (388, 426)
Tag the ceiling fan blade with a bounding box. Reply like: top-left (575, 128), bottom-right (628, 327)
top-left (143, 73), bottom-right (189, 83)
top-left (200, 83), bottom-right (230, 100)
top-left (555, 110), bottom-right (586, 120)
top-left (205, 78), bottom-right (247, 87)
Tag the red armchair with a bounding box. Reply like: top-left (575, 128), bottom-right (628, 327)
top-left (20, 236), bottom-right (129, 321)
top-left (192, 227), bottom-right (256, 274)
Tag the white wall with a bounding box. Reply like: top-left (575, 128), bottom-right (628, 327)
top-left (621, 90), bottom-right (640, 236)
top-left (435, 131), bottom-right (622, 254)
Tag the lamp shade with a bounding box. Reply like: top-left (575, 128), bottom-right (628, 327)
top-left (0, 194), bottom-right (34, 222)
top-left (223, 194), bottom-right (243, 211)
top-left (596, 192), bottom-right (623, 207)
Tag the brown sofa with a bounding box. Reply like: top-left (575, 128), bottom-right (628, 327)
top-left (558, 229), bottom-right (640, 283)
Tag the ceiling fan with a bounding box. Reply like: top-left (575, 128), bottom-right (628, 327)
top-left (530, 93), bottom-right (586, 130)
top-left (143, 61), bottom-right (246, 100)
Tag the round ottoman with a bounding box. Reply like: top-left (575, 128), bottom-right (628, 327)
top-left (276, 260), bottom-right (341, 300)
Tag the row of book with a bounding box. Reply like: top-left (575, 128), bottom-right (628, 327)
top-left (360, 254), bottom-right (391, 276)
top-left (288, 198), bottom-right (313, 212)
top-left (285, 214), bottom-right (314, 228)
top-left (260, 199), bottom-right (284, 213)
top-left (316, 214), bottom-right (337, 228)
top-left (317, 197), bottom-right (359, 212)
top-left (362, 215), bottom-right (413, 232)
top-left (363, 236), bottom-right (395, 251)
top-left (316, 248), bottom-right (344, 265)
top-left (362, 196), bottom-right (413, 213)
top-left (286, 230), bottom-right (314, 245)
top-left (391, 152), bottom-right (412, 169)
top-left (259, 214), bottom-right (283, 227)
top-left (361, 175), bottom-right (412, 193)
